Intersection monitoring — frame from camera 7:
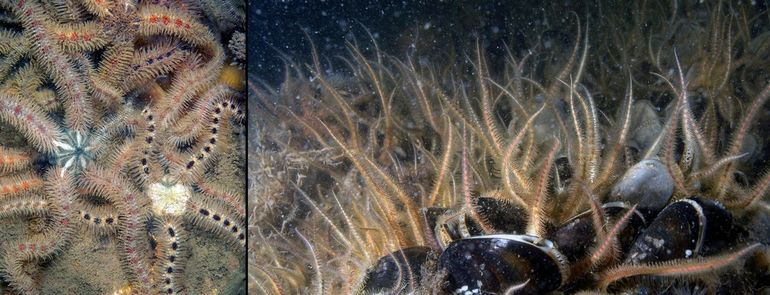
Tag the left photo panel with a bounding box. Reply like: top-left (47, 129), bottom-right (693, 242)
top-left (0, 0), bottom-right (246, 294)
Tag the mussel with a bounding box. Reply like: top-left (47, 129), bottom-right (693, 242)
top-left (425, 197), bottom-right (529, 249)
top-left (472, 197), bottom-right (529, 235)
top-left (437, 234), bottom-right (568, 294)
top-left (360, 246), bottom-right (438, 293)
top-left (625, 197), bottom-right (733, 264)
top-left (365, 193), bottom-right (735, 294)
top-left (552, 201), bottom-right (647, 262)
top-left (627, 100), bottom-right (664, 157)
top-left (610, 158), bottom-right (674, 218)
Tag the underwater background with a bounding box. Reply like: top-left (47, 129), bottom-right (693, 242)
top-left (250, 1), bottom-right (770, 294)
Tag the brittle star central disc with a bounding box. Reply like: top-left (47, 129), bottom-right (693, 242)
top-left (53, 131), bottom-right (95, 175)
top-left (148, 176), bottom-right (192, 216)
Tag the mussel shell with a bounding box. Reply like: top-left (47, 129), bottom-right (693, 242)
top-left (627, 100), bottom-right (664, 155)
top-left (427, 197), bottom-right (529, 249)
top-left (610, 158), bottom-right (674, 217)
top-left (438, 234), bottom-right (568, 294)
top-left (472, 197), bottom-right (529, 234)
top-left (552, 202), bottom-right (647, 262)
top-left (361, 246), bottom-right (437, 293)
top-left (691, 197), bottom-right (733, 256)
top-left (625, 197), bottom-right (732, 264)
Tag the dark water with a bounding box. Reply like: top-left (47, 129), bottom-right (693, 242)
top-left (250, 1), bottom-right (770, 81)
top-left (250, 1), bottom-right (595, 84)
